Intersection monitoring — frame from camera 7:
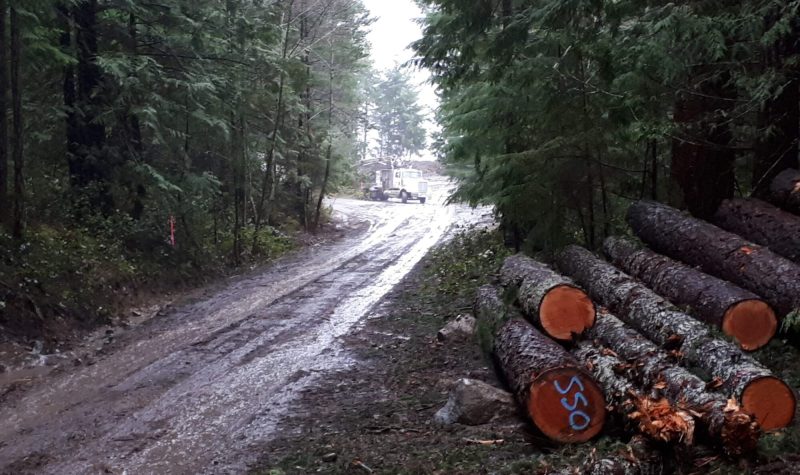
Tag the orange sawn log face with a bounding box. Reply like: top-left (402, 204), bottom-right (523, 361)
top-left (528, 368), bottom-right (606, 443)
top-left (539, 285), bottom-right (596, 342)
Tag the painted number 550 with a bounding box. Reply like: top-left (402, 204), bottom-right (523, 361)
top-left (554, 376), bottom-right (592, 431)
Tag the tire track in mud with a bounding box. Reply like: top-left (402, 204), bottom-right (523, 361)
top-left (0, 194), bottom-right (462, 474)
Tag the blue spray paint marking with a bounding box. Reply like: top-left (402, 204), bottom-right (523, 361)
top-left (553, 375), bottom-right (592, 431)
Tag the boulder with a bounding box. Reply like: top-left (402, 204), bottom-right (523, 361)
top-left (434, 378), bottom-right (517, 426)
top-left (436, 314), bottom-right (476, 342)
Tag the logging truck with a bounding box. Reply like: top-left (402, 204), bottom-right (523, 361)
top-left (366, 168), bottom-right (428, 204)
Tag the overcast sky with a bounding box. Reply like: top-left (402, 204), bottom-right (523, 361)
top-left (362, 0), bottom-right (438, 160)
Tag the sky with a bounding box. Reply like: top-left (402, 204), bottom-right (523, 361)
top-left (361, 0), bottom-right (439, 160)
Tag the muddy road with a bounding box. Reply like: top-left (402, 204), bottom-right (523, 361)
top-left (0, 182), bottom-right (490, 474)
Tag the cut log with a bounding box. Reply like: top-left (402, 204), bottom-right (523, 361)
top-left (768, 168), bottom-right (800, 215)
top-left (587, 312), bottom-right (759, 454)
top-left (572, 341), bottom-right (695, 444)
top-left (494, 319), bottom-right (606, 443)
top-left (500, 254), bottom-right (596, 341)
top-left (713, 198), bottom-right (800, 263)
top-left (556, 245), bottom-right (795, 431)
top-left (603, 236), bottom-right (777, 350)
top-left (499, 253), bottom-right (543, 289)
top-left (474, 285), bottom-right (509, 354)
top-left (627, 200), bottom-right (800, 320)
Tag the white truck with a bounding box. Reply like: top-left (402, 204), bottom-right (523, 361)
top-left (366, 168), bottom-right (429, 204)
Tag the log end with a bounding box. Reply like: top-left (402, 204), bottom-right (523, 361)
top-left (722, 300), bottom-right (778, 351)
top-left (528, 368), bottom-right (606, 443)
top-left (741, 376), bottom-right (797, 431)
top-left (540, 285), bottom-right (596, 341)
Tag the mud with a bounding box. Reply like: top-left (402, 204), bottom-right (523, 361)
top-left (0, 181), bottom-right (491, 474)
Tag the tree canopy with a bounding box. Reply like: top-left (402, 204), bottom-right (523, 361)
top-left (413, 0), bottom-right (800, 252)
top-left (372, 66), bottom-right (427, 163)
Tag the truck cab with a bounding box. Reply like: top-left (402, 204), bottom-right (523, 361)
top-left (371, 168), bottom-right (428, 203)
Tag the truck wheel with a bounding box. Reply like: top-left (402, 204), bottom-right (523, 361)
top-left (401, 191), bottom-right (408, 203)
top-left (419, 197), bottom-right (426, 204)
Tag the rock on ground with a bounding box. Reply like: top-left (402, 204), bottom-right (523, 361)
top-left (436, 314), bottom-right (476, 342)
top-left (434, 378), bottom-right (517, 426)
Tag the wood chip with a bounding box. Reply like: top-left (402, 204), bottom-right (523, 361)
top-left (464, 438), bottom-right (504, 446)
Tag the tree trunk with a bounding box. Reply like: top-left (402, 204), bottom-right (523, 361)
top-left (556, 244), bottom-right (795, 431)
top-left (586, 312), bottom-right (759, 455)
top-left (752, 83), bottom-right (799, 195)
top-left (752, 13), bottom-right (800, 195)
top-left (10, 4), bottom-right (23, 239)
top-left (473, 284), bottom-right (509, 355)
top-left (0, 0), bottom-right (7, 230)
top-left (603, 236), bottom-right (777, 351)
top-left (71, 0), bottom-right (109, 213)
top-left (670, 71), bottom-right (736, 219)
top-left (627, 200), bottom-right (800, 320)
top-left (500, 254), bottom-right (595, 341)
top-left (253, 0), bottom-right (293, 251)
top-left (59, 2), bottom-right (79, 179)
top-left (572, 341), bottom-right (695, 444)
top-left (713, 198), bottom-right (800, 263)
top-left (494, 319), bottom-right (606, 443)
top-left (768, 168), bottom-right (800, 215)
top-left (313, 45), bottom-right (334, 232)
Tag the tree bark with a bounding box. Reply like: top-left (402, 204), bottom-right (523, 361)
top-left (10, 4), bottom-right (23, 239)
top-left (0, 0), bottom-right (7, 230)
top-left (586, 312), bottom-right (759, 454)
top-left (473, 284), bottom-right (509, 354)
top-left (494, 319), bottom-right (606, 443)
top-left (556, 244), bottom-right (795, 431)
top-left (572, 341), bottom-right (695, 444)
top-left (500, 254), bottom-right (595, 341)
top-left (627, 200), bottom-right (800, 320)
top-left (768, 168), bottom-right (800, 215)
top-left (713, 198), bottom-right (800, 263)
top-left (603, 236), bottom-right (777, 351)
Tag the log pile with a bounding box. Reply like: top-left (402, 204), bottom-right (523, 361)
top-left (603, 236), bottom-right (777, 350)
top-left (479, 212), bottom-right (799, 456)
top-left (627, 200), bottom-right (800, 319)
top-left (500, 254), bottom-right (595, 341)
top-left (556, 245), bottom-right (795, 431)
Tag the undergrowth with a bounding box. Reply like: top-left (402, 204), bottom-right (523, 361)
top-left (0, 218), bottom-right (295, 340)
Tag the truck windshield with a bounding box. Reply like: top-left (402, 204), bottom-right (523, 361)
top-left (403, 171), bottom-right (421, 178)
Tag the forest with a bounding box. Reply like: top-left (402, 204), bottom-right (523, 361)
top-left (413, 0), bottom-right (800, 253)
top-left (0, 0), bottom-right (429, 334)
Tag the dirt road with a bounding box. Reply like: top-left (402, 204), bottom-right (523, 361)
top-left (0, 182), bottom-right (489, 474)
